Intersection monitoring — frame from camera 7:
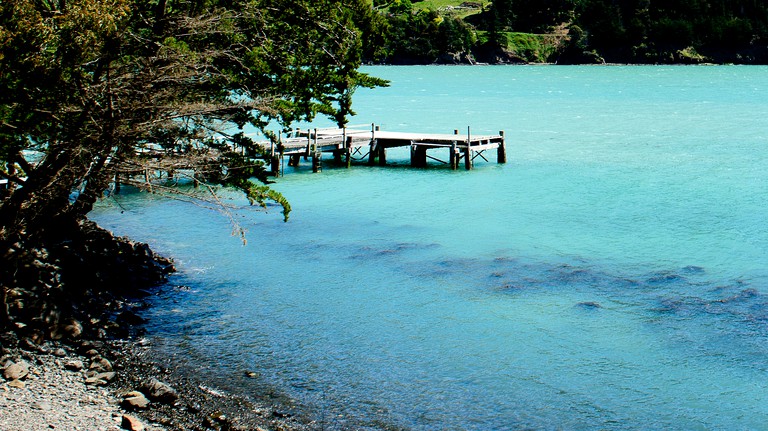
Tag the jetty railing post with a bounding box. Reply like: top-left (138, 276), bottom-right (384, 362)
top-left (464, 126), bottom-right (472, 170)
top-left (497, 130), bottom-right (507, 164)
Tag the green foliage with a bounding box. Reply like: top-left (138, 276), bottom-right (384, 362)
top-left (372, 8), bottom-right (477, 63)
top-left (506, 32), bottom-right (564, 62)
top-left (362, 0), bottom-right (768, 64)
top-left (390, 0), bottom-right (414, 14)
top-left (0, 0), bottom-right (386, 246)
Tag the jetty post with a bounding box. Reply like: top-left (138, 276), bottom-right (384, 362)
top-left (464, 126), bottom-right (472, 170)
top-left (410, 141), bottom-right (427, 167)
top-left (368, 123), bottom-right (377, 165)
top-left (269, 131), bottom-right (280, 176)
top-left (311, 128), bottom-right (321, 172)
top-left (497, 130), bottom-right (507, 164)
top-left (345, 136), bottom-right (352, 168)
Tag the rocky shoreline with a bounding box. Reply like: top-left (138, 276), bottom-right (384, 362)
top-left (1, 220), bottom-right (340, 431)
top-left (1, 331), bottom-right (326, 431)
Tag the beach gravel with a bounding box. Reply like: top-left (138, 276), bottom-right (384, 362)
top-left (0, 349), bottom-right (127, 431)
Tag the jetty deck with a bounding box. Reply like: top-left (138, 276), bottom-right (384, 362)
top-left (263, 124), bottom-right (506, 175)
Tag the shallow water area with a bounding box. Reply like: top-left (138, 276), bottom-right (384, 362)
top-left (92, 66), bottom-right (768, 430)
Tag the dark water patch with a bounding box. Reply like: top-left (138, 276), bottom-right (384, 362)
top-left (347, 241), bottom-right (440, 260)
top-left (575, 301), bottom-right (603, 310)
top-left (482, 257), bottom-right (642, 295)
top-left (452, 255), bottom-right (768, 362)
top-left (645, 270), bottom-right (687, 285)
top-left (681, 265), bottom-right (706, 274)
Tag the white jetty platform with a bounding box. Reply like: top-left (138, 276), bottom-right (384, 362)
top-left (262, 124), bottom-right (506, 175)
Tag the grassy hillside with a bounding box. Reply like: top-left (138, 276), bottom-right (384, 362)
top-left (413, 0), bottom-right (490, 19)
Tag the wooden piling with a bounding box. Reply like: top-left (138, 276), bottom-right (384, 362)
top-left (345, 136), bottom-right (352, 168)
top-left (464, 126), bottom-right (472, 170)
top-left (450, 143), bottom-right (458, 170)
top-left (368, 139), bottom-right (377, 165)
top-left (312, 151), bottom-right (321, 173)
top-left (270, 155), bottom-right (280, 176)
top-left (288, 154), bottom-right (300, 167)
top-left (497, 130), bottom-right (507, 164)
top-left (368, 123), bottom-right (377, 165)
top-left (378, 143), bottom-right (387, 166)
top-left (269, 133), bottom-right (280, 176)
top-left (411, 143), bottom-right (427, 167)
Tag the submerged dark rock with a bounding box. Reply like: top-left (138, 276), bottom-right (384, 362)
top-left (576, 301), bottom-right (603, 310)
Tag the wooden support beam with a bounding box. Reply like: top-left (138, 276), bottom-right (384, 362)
top-left (450, 143), bottom-right (458, 170)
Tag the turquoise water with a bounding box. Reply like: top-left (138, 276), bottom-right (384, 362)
top-left (91, 66), bottom-right (768, 430)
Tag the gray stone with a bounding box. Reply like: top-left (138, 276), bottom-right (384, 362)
top-left (62, 319), bottom-right (83, 339)
top-left (95, 371), bottom-right (116, 382)
top-left (121, 391), bottom-right (150, 410)
top-left (64, 360), bottom-right (84, 371)
top-left (31, 401), bottom-right (51, 410)
top-left (142, 378), bottom-right (178, 404)
top-left (84, 376), bottom-right (105, 386)
top-left (89, 357), bottom-right (112, 373)
top-left (7, 379), bottom-right (24, 388)
top-left (4, 361), bottom-right (30, 381)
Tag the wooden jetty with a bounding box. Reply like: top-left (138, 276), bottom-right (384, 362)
top-left (264, 124), bottom-right (506, 175)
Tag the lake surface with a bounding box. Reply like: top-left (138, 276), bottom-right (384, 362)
top-left (91, 65), bottom-right (768, 430)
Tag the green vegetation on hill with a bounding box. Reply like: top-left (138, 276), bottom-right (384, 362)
top-left (367, 0), bottom-right (768, 64)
